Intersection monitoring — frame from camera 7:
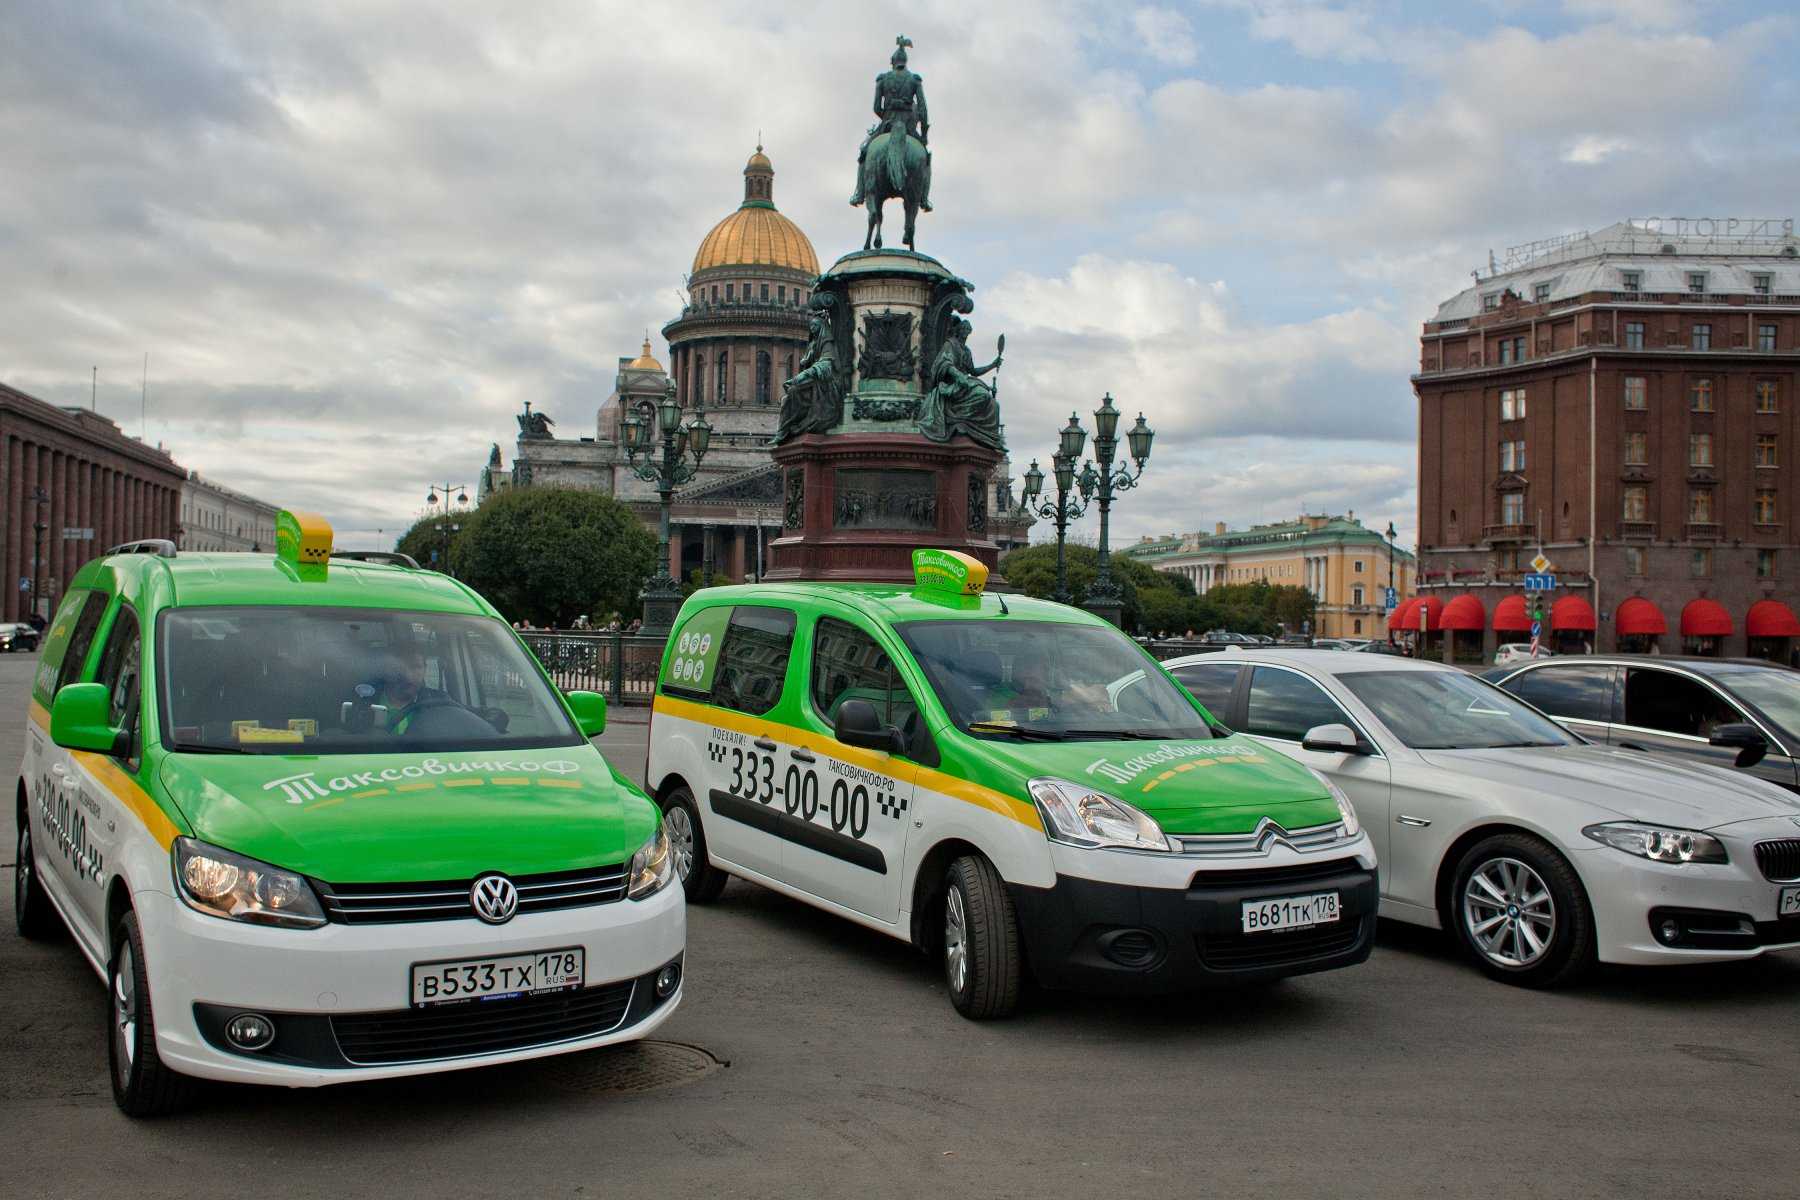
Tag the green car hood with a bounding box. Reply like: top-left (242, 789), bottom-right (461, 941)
top-left (158, 747), bottom-right (658, 882)
top-left (970, 734), bottom-right (1337, 836)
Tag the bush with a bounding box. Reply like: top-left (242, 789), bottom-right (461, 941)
top-left (447, 488), bottom-right (656, 627)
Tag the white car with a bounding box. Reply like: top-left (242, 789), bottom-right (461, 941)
top-left (1162, 649), bottom-right (1800, 986)
top-left (1493, 643), bottom-right (1552, 667)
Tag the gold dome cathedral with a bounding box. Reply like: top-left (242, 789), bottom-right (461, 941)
top-left (690, 145), bottom-right (819, 277)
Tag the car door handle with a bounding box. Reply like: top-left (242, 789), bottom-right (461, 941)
top-left (1396, 814), bottom-right (1431, 827)
top-left (789, 748), bottom-right (816, 763)
top-left (50, 763), bottom-right (66, 776)
top-left (753, 738), bottom-right (778, 752)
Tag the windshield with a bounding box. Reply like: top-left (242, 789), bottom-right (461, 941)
top-left (895, 619), bottom-right (1212, 741)
top-left (157, 607), bottom-right (583, 755)
top-left (1716, 668), bottom-right (1800, 739)
top-left (1338, 670), bottom-right (1577, 750)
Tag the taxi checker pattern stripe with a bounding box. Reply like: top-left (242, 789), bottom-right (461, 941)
top-left (28, 700), bottom-right (183, 849)
top-left (652, 693), bottom-right (1043, 831)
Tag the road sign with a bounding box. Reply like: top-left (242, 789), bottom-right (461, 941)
top-left (1523, 572), bottom-right (1557, 592)
top-left (1383, 587), bottom-right (1398, 611)
top-left (61, 527), bottom-right (94, 541)
top-left (1530, 553), bottom-right (1553, 574)
top-left (17, 577), bottom-right (28, 592)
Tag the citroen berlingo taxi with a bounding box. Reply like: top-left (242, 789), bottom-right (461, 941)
top-left (14, 513), bottom-right (683, 1116)
top-left (646, 549), bottom-right (1376, 1018)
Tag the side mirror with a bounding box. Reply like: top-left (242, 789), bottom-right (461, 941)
top-left (565, 690), bottom-right (607, 738)
top-left (834, 698), bottom-right (903, 754)
top-left (50, 682), bottom-right (124, 754)
top-left (1301, 722), bottom-right (1367, 756)
top-left (1709, 722), bottom-right (1768, 770)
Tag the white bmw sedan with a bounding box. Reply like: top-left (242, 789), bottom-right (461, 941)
top-left (1158, 649), bottom-right (1800, 986)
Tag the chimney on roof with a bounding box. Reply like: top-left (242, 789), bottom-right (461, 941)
top-left (1348, 509), bottom-right (1356, 523)
top-left (1214, 521), bottom-right (1227, 535)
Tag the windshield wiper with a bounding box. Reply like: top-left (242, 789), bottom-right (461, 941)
top-left (1484, 741), bottom-right (1563, 749)
top-left (168, 743), bottom-right (250, 755)
top-left (1059, 728), bottom-right (1180, 741)
top-left (965, 721), bottom-right (1068, 741)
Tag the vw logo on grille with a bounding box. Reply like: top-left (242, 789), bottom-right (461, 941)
top-left (471, 874), bottom-right (519, 924)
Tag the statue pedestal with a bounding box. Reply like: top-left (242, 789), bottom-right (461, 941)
top-left (765, 433), bottom-right (1004, 584)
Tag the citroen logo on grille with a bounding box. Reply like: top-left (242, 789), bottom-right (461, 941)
top-left (1252, 818), bottom-right (1296, 854)
top-left (471, 874), bottom-right (519, 924)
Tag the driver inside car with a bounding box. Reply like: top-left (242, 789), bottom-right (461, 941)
top-left (372, 645), bottom-right (446, 734)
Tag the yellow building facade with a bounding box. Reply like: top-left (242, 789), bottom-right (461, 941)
top-left (1126, 513), bottom-right (1418, 640)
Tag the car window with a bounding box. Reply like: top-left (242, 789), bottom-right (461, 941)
top-left (1715, 669), bottom-right (1800, 743)
top-left (1623, 668), bottom-right (1742, 739)
top-left (93, 607), bottom-right (143, 763)
top-left (1338, 670), bottom-right (1576, 750)
top-left (810, 616), bottom-right (920, 734)
top-left (53, 592), bottom-right (109, 696)
top-left (1243, 667), bottom-right (1352, 741)
top-left (1504, 664), bottom-right (1615, 724)
top-left (1172, 663), bottom-right (1240, 723)
top-left (711, 606), bottom-right (796, 717)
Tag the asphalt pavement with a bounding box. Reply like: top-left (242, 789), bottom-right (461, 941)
top-left (3, 651), bottom-right (1797, 1199)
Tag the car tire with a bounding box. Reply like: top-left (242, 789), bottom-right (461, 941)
top-left (1449, 833), bottom-right (1594, 988)
top-left (15, 818), bottom-right (60, 940)
top-left (942, 855), bottom-right (1020, 1019)
top-left (660, 785), bottom-right (726, 904)
top-left (108, 910), bottom-right (194, 1117)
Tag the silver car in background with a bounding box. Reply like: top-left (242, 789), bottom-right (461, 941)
top-left (1161, 649), bottom-right (1800, 987)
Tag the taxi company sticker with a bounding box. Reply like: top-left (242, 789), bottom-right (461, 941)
top-left (666, 606), bottom-right (732, 693)
top-left (1084, 742), bottom-right (1264, 790)
top-left (261, 758), bottom-right (582, 804)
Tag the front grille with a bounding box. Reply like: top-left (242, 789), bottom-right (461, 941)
top-left (331, 982), bottom-right (634, 1065)
top-left (1189, 858), bottom-right (1361, 890)
top-left (1753, 839), bottom-right (1800, 883)
top-left (314, 863), bottom-right (629, 924)
top-left (1198, 919), bottom-right (1366, 971)
top-left (1172, 821), bottom-right (1348, 857)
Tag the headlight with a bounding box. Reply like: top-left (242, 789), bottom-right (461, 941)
top-left (171, 838), bottom-right (326, 928)
top-left (1309, 769), bottom-right (1360, 838)
top-left (1582, 822), bottom-right (1728, 865)
top-left (627, 826), bottom-right (675, 898)
top-left (1027, 778), bottom-right (1174, 852)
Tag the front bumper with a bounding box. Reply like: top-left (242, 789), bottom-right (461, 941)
top-left (136, 881), bottom-right (686, 1087)
top-left (1009, 840), bottom-right (1379, 995)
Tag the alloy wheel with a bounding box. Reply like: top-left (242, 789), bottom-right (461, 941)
top-left (14, 825), bottom-right (29, 913)
top-left (112, 942), bottom-right (138, 1084)
top-left (1462, 856), bottom-right (1556, 969)
top-left (944, 886), bottom-right (969, 994)
top-left (664, 806), bottom-right (695, 883)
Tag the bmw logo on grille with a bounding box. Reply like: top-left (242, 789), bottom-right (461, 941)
top-left (471, 874), bottom-right (520, 924)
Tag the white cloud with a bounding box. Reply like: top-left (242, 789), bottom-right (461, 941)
top-left (1132, 6), bottom-right (1200, 66)
top-left (1562, 134), bottom-right (1635, 164)
top-left (1562, 0), bottom-right (1705, 30)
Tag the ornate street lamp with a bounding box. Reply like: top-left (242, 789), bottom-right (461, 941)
top-left (425, 482), bottom-right (471, 578)
top-left (627, 380), bottom-right (711, 635)
top-left (28, 486), bottom-right (48, 625)
top-left (1384, 519), bottom-right (1399, 633)
top-left (1074, 394), bottom-right (1153, 628)
top-left (1020, 434), bottom-right (1091, 605)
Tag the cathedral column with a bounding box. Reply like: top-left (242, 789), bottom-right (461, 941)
top-left (667, 523), bottom-right (683, 582)
top-left (728, 527), bottom-right (746, 583)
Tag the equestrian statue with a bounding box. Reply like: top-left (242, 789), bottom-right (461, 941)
top-left (850, 35), bottom-right (933, 252)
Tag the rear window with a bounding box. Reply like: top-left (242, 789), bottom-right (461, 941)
top-left (662, 605), bottom-right (797, 717)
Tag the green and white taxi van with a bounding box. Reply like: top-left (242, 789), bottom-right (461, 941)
top-left (14, 513), bottom-right (682, 1116)
top-left (646, 550), bottom-right (1376, 1017)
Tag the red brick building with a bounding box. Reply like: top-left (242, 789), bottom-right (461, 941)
top-left (1, 381), bottom-right (187, 623)
top-left (1413, 219), bottom-right (1800, 662)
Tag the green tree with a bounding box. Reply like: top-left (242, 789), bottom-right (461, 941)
top-left (999, 544), bottom-right (1198, 634)
top-left (395, 512), bottom-right (471, 572)
top-left (450, 488), bottom-right (656, 627)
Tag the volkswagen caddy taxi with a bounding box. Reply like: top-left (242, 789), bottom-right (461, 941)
top-left (14, 513), bottom-right (683, 1116)
top-left (645, 549), bottom-right (1376, 1018)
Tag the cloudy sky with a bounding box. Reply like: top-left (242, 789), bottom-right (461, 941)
top-left (5, 0), bottom-right (1798, 552)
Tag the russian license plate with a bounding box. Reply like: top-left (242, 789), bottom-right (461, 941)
top-left (1780, 886), bottom-right (1800, 917)
top-left (1242, 892), bottom-right (1341, 934)
top-left (410, 947), bottom-right (584, 1007)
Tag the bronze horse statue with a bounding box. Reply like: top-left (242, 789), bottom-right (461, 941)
top-left (860, 120), bottom-right (929, 251)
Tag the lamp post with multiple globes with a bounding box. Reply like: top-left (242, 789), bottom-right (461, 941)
top-left (424, 483), bottom-right (470, 577)
top-left (623, 381), bottom-right (713, 636)
top-left (1071, 394), bottom-right (1154, 627)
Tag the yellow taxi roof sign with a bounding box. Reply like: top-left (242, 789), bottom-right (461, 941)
top-left (912, 548), bottom-right (987, 597)
top-left (275, 509), bottom-right (333, 580)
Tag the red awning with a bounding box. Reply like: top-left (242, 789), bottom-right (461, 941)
top-left (1412, 595), bottom-right (1445, 632)
top-left (1680, 599), bottom-right (1734, 637)
top-left (1492, 595), bottom-right (1531, 632)
top-left (1747, 599), bottom-right (1800, 638)
top-left (1392, 597), bottom-right (1418, 627)
top-left (1441, 594), bottom-right (1486, 631)
top-left (1615, 597), bottom-right (1667, 637)
top-left (1551, 595), bottom-right (1596, 632)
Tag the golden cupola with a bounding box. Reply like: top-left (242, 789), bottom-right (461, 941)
top-left (690, 145), bottom-right (819, 277)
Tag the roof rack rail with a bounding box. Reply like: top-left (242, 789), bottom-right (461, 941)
top-left (106, 539), bottom-right (178, 559)
top-left (331, 551), bottom-right (421, 569)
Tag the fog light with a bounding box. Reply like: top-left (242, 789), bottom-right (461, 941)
top-left (1658, 919), bottom-right (1681, 945)
top-left (225, 1012), bottom-right (276, 1051)
top-left (655, 963), bottom-right (681, 998)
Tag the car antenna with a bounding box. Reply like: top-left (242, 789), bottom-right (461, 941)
top-left (996, 592), bottom-right (1009, 615)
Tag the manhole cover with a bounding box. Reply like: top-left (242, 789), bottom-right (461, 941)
top-left (541, 1040), bottom-right (725, 1095)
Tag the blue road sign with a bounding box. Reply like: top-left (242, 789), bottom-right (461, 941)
top-left (1383, 587), bottom-right (1398, 611)
top-left (1530, 620), bottom-right (1542, 638)
top-left (1523, 572), bottom-right (1557, 592)
top-left (17, 577), bottom-right (28, 592)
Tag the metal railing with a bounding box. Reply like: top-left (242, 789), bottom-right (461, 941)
top-left (519, 630), bottom-right (669, 705)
